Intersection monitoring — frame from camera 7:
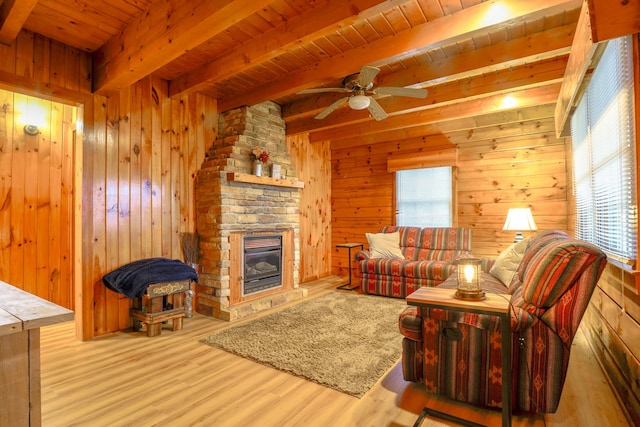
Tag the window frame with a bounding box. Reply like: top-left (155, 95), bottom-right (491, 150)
top-left (570, 35), bottom-right (639, 269)
top-left (394, 166), bottom-right (455, 227)
top-left (387, 149), bottom-right (458, 227)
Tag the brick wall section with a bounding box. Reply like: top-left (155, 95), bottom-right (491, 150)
top-left (194, 102), bottom-right (304, 320)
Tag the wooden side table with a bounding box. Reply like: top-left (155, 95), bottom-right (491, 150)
top-left (406, 286), bottom-right (512, 427)
top-left (335, 243), bottom-right (363, 290)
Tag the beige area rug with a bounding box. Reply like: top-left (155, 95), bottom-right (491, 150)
top-left (200, 292), bottom-right (408, 398)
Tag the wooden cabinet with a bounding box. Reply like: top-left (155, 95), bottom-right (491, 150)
top-left (0, 282), bottom-right (74, 426)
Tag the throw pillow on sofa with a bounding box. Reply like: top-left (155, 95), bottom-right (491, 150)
top-left (489, 237), bottom-right (529, 286)
top-left (366, 231), bottom-right (405, 258)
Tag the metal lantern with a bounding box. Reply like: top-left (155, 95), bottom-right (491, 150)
top-left (455, 257), bottom-right (485, 300)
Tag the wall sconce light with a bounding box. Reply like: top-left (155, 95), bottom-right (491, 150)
top-left (455, 257), bottom-right (484, 301)
top-left (18, 99), bottom-right (47, 135)
top-left (23, 124), bottom-right (39, 136)
top-left (503, 208), bottom-right (537, 243)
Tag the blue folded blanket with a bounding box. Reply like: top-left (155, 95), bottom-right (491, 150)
top-left (103, 257), bottom-right (199, 299)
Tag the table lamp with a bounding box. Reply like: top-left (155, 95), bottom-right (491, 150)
top-left (503, 208), bottom-right (537, 243)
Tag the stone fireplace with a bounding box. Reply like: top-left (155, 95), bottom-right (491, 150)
top-left (194, 102), bottom-right (306, 321)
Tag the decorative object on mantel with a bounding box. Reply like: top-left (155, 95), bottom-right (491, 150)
top-left (250, 146), bottom-right (269, 176)
top-left (271, 163), bottom-right (281, 179)
top-left (503, 207), bottom-right (537, 243)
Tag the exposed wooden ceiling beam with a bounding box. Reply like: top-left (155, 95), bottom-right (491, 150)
top-left (0, 0), bottom-right (38, 45)
top-left (283, 24), bottom-right (574, 121)
top-left (285, 57), bottom-right (567, 135)
top-left (218, 0), bottom-right (581, 112)
top-left (377, 25), bottom-right (575, 87)
top-left (554, 1), bottom-right (596, 137)
top-left (587, 0), bottom-right (640, 42)
top-left (92, 0), bottom-right (273, 94)
top-left (327, 105), bottom-right (558, 148)
top-left (0, 69), bottom-right (92, 105)
top-left (446, 117), bottom-right (558, 145)
top-left (555, 0), bottom-right (640, 137)
top-left (168, 0), bottom-right (410, 98)
top-left (304, 84), bottom-right (561, 142)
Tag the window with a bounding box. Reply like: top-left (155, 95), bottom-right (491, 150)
top-left (570, 35), bottom-right (637, 266)
top-left (396, 167), bottom-right (452, 227)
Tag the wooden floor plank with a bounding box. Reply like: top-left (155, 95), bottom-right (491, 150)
top-left (40, 277), bottom-right (631, 427)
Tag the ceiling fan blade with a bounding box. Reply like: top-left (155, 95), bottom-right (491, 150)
top-left (357, 66), bottom-right (380, 88)
top-left (297, 88), bottom-right (350, 94)
top-left (374, 87), bottom-right (428, 98)
top-left (315, 97), bottom-right (349, 119)
top-left (367, 97), bottom-right (388, 121)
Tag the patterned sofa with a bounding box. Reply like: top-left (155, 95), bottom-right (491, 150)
top-left (355, 226), bottom-right (472, 298)
top-left (398, 230), bottom-right (607, 413)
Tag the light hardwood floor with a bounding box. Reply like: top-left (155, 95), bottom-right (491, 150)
top-left (40, 277), bottom-right (630, 427)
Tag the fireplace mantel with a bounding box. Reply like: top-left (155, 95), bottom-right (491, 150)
top-left (226, 172), bottom-right (304, 189)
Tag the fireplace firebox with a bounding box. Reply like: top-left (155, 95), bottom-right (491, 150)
top-left (243, 235), bottom-right (283, 296)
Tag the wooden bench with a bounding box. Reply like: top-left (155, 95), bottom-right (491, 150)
top-left (130, 280), bottom-right (193, 337)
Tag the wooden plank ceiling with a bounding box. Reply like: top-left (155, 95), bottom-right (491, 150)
top-left (0, 0), bottom-right (585, 139)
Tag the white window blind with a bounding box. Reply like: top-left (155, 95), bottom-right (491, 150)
top-left (570, 35), bottom-right (637, 266)
top-left (396, 167), bottom-right (452, 227)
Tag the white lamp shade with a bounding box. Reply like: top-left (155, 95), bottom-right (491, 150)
top-left (503, 208), bottom-right (537, 231)
top-left (348, 94), bottom-right (370, 110)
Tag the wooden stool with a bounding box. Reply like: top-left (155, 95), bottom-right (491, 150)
top-left (130, 280), bottom-right (192, 337)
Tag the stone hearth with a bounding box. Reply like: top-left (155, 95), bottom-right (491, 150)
top-left (194, 102), bottom-right (306, 321)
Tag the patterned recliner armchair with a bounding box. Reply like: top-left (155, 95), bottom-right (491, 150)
top-left (399, 230), bottom-right (607, 413)
top-left (356, 226), bottom-right (473, 298)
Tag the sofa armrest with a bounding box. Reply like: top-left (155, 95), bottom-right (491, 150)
top-left (398, 306), bottom-right (422, 341)
top-left (354, 250), bottom-right (370, 261)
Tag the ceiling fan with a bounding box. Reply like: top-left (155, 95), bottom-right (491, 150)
top-left (297, 65), bottom-right (428, 121)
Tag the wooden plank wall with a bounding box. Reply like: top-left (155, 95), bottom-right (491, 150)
top-left (330, 133), bottom-right (452, 277)
top-left (83, 82), bottom-right (216, 338)
top-left (0, 30), bottom-right (92, 104)
top-left (455, 113), bottom-right (569, 256)
top-left (0, 89), bottom-right (76, 309)
top-left (0, 29), bottom-right (89, 313)
top-left (583, 265), bottom-right (640, 421)
top-left (0, 29), bottom-right (217, 339)
top-left (330, 103), bottom-right (567, 276)
top-left (287, 133), bottom-right (332, 282)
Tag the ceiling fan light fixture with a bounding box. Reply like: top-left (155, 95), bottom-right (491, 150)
top-left (348, 94), bottom-right (370, 110)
